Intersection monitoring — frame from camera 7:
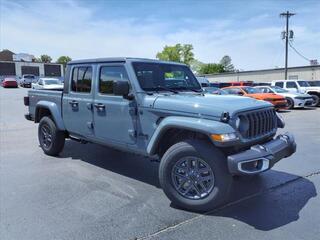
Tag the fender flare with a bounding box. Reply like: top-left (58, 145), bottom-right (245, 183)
top-left (147, 116), bottom-right (235, 155)
top-left (35, 101), bottom-right (65, 130)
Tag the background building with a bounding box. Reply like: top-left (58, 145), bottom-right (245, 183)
top-left (0, 50), bottom-right (63, 78)
top-left (0, 60), bottom-right (64, 78)
top-left (202, 65), bottom-right (320, 83)
top-left (12, 53), bottom-right (35, 62)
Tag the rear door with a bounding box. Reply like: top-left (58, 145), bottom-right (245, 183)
top-left (93, 63), bottom-right (136, 145)
top-left (62, 65), bottom-right (94, 137)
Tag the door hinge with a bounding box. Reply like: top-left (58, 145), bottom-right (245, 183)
top-left (128, 129), bottom-right (136, 138)
top-left (87, 122), bottom-right (94, 129)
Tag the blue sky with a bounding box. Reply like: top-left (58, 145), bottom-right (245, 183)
top-left (0, 0), bottom-right (319, 70)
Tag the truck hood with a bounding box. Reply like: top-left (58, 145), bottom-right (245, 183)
top-left (304, 86), bottom-right (320, 92)
top-left (153, 93), bottom-right (272, 118)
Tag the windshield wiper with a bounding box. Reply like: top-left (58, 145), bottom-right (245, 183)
top-left (189, 88), bottom-right (203, 93)
top-left (174, 86), bottom-right (203, 93)
top-left (156, 85), bottom-right (179, 94)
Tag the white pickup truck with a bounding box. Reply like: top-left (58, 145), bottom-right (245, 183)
top-left (271, 80), bottom-right (320, 106)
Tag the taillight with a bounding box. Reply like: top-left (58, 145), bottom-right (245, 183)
top-left (24, 96), bottom-right (29, 106)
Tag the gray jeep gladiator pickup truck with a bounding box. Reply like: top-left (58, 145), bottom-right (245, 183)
top-left (24, 58), bottom-right (296, 211)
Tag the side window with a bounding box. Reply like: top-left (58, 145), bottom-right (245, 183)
top-left (99, 66), bottom-right (129, 94)
top-left (275, 82), bottom-right (284, 88)
top-left (261, 87), bottom-right (271, 93)
top-left (225, 88), bottom-right (241, 95)
top-left (71, 66), bottom-right (92, 93)
top-left (286, 81), bottom-right (298, 89)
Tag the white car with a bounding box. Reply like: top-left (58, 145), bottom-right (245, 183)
top-left (32, 78), bottom-right (63, 90)
top-left (255, 85), bottom-right (314, 109)
top-left (271, 80), bottom-right (320, 106)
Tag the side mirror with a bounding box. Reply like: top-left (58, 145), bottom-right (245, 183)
top-left (113, 81), bottom-right (132, 99)
top-left (238, 92), bottom-right (244, 96)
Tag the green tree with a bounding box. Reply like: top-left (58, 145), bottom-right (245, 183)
top-left (156, 44), bottom-right (181, 62)
top-left (189, 59), bottom-right (205, 73)
top-left (39, 54), bottom-right (52, 63)
top-left (220, 55), bottom-right (234, 72)
top-left (180, 44), bottom-right (194, 65)
top-left (156, 43), bottom-right (195, 65)
top-left (56, 56), bottom-right (72, 67)
top-left (198, 63), bottom-right (224, 74)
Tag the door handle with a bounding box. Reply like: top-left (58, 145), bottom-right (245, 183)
top-left (94, 103), bottom-right (105, 111)
top-left (69, 100), bottom-right (79, 108)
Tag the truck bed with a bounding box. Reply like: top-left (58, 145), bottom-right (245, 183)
top-left (28, 89), bottom-right (63, 119)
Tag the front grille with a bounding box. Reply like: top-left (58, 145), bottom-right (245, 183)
top-left (239, 108), bottom-right (277, 139)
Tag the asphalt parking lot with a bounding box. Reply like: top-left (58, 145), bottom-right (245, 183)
top-left (1, 87), bottom-right (319, 240)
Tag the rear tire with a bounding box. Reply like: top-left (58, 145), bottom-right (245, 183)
top-left (159, 140), bottom-right (232, 212)
top-left (286, 97), bottom-right (294, 109)
top-left (38, 116), bottom-right (65, 156)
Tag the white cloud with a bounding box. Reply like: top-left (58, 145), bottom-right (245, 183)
top-left (0, 0), bottom-right (319, 70)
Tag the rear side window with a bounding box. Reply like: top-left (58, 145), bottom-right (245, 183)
top-left (275, 82), bottom-right (284, 88)
top-left (71, 66), bottom-right (92, 93)
top-left (99, 66), bottom-right (129, 94)
top-left (224, 88), bottom-right (242, 95)
top-left (286, 81), bottom-right (298, 88)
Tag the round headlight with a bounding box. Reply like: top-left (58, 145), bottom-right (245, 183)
top-left (236, 115), bottom-right (250, 134)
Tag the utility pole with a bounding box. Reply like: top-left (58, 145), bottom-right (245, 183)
top-left (280, 11), bottom-right (295, 80)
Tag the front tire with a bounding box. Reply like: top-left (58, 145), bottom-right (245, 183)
top-left (286, 97), bottom-right (294, 109)
top-left (310, 94), bottom-right (319, 107)
top-left (159, 140), bottom-right (232, 212)
top-left (38, 116), bottom-right (65, 156)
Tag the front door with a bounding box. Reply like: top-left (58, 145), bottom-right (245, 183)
top-left (62, 65), bottom-right (94, 137)
top-left (285, 81), bottom-right (299, 93)
top-left (93, 64), bottom-right (136, 145)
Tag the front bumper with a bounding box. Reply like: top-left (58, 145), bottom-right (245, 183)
top-left (273, 101), bottom-right (288, 109)
top-left (227, 133), bottom-right (296, 175)
top-left (24, 113), bottom-right (33, 121)
top-left (294, 98), bottom-right (314, 107)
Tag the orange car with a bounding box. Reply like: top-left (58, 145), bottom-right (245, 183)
top-left (222, 86), bottom-right (287, 109)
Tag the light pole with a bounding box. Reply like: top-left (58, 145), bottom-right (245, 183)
top-left (280, 11), bottom-right (295, 80)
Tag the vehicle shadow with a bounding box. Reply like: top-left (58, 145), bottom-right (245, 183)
top-left (60, 140), bottom-right (161, 187)
top-left (60, 140), bottom-right (317, 231)
top-left (208, 172), bottom-right (317, 231)
top-left (277, 109), bottom-right (291, 113)
top-left (292, 107), bottom-right (317, 110)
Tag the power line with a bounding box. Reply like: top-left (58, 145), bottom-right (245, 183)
top-left (288, 41), bottom-right (310, 62)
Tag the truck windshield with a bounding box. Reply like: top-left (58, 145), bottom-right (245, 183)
top-left (297, 81), bottom-right (310, 87)
top-left (309, 81), bottom-right (320, 86)
top-left (132, 62), bottom-right (201, 92)
top-left (24, 75), bottom-right (35, 79)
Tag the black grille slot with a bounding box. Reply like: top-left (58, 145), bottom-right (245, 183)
top-left (239, 109), bottom-right (276, 139)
